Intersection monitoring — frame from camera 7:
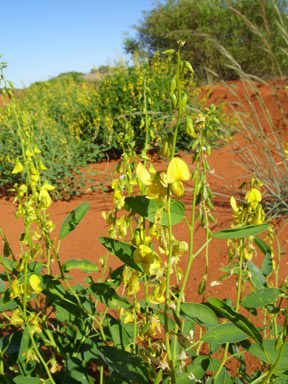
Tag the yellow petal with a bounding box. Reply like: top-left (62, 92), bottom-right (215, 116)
top-left (136, 163), bottom-right (151, 186)
top-left (167, 157), bottom-right (190, 184)
top-left (12, 160), bottom-right (24, 174)
top-left (29, 274), bottom-right (42, 293)
top-left (170, 180), bottom-right (184, 197)
top-left (230, 196), bottom-right (239, 213)
top-left (245, 188), bottom-right (262, 203)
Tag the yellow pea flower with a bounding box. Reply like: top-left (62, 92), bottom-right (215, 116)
top-left (10, 309), bottom-right (24, 326)
top-left (245, 188), bottom-right (262, 210)
top-left (167, 157), bottom-right (190, 184)
top-left (170, 180), bottom-right (184, 198)
top-left (230, 196), bottom-right (239, 213)
top-left (148, 278), bottom-right (166, 304)
top-left (29, 274), bottom-right (42, 293)
top-left (10, 279), bottom-right (23, 299)
top-left (133, 244), bottom-right (161, 275)
top-left (136, 163), bottom-right (167, 202)
top-left (126, 272), bottom-right (140, 296)
top-left (12, 160), bottom-right (24, 174)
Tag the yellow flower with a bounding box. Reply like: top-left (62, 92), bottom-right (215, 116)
top-left (126, 272), bottom-right (141, 296)
top-left (10, 309), bottom-right (24, 326)
top-left (133, 244), bottom-right (161, 275)
top-left (136, 163), bottom-right (167, 202)
top-left (167, 157), bottom-right (190, 184)
top-left (10, 279), bottom-right (23, 299)
top-left (245, 188), bottom-right (262, 210)
top-left (230, 196), bottom-right (239, 213)
top-left (12, 160), bottom-right (24, 174)
top-left (29, 274), bottom-right (42, 293)
top-left (148, 278), bottom-right (166, 304)
top-left (167, 157), bottom-right (190, 198)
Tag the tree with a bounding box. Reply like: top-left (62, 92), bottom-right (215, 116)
top-left (124, 0), bottom-right (288, 81)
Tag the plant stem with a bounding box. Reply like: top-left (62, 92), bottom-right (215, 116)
top-left (263, 309), bottom-right (288, 384)
top-left (164, 190), bottom-right (176, 383)
top-left (236, 242), bottom-right (244, 312)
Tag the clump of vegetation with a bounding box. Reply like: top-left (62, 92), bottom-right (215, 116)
top-left (0, 53), bottom-right (232, 199)
top-left (0, 43), bottom-right (287, 384)
top-left (124, 0), bottom-right (288, 82)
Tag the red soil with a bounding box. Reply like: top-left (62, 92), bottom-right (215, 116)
top-left (0, 79), bottom-right (287, 379)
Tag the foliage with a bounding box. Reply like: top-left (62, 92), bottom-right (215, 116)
top-left (124, 0), bottom-right (288, 81)
top-left (0, 45), bottom-right (287, 383)
top-left (215, 0), bottom-right (288, 218)
top-left (0, 54), bottom-right (232, 199)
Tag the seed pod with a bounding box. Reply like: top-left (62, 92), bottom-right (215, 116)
top-left (185, 117), bottom-right (197, 139)
top-left (206, 144), bottom-right (211, 156)
top-left (206, 197), bottom-right (214, 210)
top-left (196, 207), bottom-right (203, 221)
top-left (162, 49), bottom-right (175, 55)
top-left (171, 93), bottom-right (177, 108)
top-left (198, 276), bottom-right (207, 294)
top-left (181, 93), bottom-right (188, 113)
top-left (184, 60), bottom-right (194, 74)
top-left (208, 213), bottom-right (216, 223)
top-left (170, 76), bottom-right (177, 94)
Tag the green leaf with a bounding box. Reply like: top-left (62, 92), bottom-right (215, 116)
top-left (249, 340), bottom-right (288, 369)
top-left (17, 327), bottom-right (35, 376)
top-left (13, 377), bottom-right (42, 384)
top-left (214, 223), bottom-right (269, 239)
top-left (241, 288), bottom-right (282, 308)
top-left (0, 299), bottom-right (18, 312)
top-left (254, 236), bottom-right (273, 276)
top-left (188, 356), bottom-right (210, 380)
top-left (89, 282), bottom-right (131, 309)
top-left (59, 202), bottom-right (90, 239)
top-left (63, 259), bottom-right (99, 273)
top-left (98, 237), bottom-right (142, 272)
top-left (203, 323), bottom-right (248, 344)
top-left (0, 278), bottom-right (6, 293)
top-left (124, 196), bottom-right (185, 225)
top-left (98, 346), bottom-right (148, 384)
top-left (106, 315), bottom-right (134, 349)
top-left (180, 303), bottom-right (218, 326)
top-left (247, 261), bottom-right (267, 289)
top-left (0, 257), bottom-right (15, 272)
top-left (207, 297), bottom-right (262, 344)
top-left (64, 357), bottom-right (89, 384)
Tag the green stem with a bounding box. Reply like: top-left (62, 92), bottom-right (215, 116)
top-left (29, 328), bottom-right (56, 384)
top-left (164, 190), bottom-right (176, 383)
top-left (171, 50), bottom-right (182, 158)
top-left (274, 233), bottom-right (281, 288)
top-left (236, 242), bottom-right (244, 312)
top-left (263, 310), bottom-right (288, 384)
top-left (214, 343), bottom-right (229, 380)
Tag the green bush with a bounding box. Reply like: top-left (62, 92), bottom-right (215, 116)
top-left (124, 0), bottom-right (288, 81)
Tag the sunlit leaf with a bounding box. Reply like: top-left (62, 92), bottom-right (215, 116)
top-left (63, 259), bottom-right (99, 273)
top-left (59, 202), bottom-right (90, 239)
top-left (180, 302), bottom-right (218, 326)
top-left (207, 297), bottom-right (262, 344)
top-left (214, 223), bottom-right (269, 239)
top-left (203, 323), bottom-right (248, 343)
top-left (241, 288), bottom-right (282, 308)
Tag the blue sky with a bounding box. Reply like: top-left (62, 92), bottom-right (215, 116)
top-left (1, 0), bottom-right (156, 88)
